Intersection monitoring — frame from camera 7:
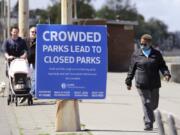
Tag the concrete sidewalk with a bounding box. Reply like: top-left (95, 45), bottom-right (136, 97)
top-left (0, 73), bottom-right (157, 135)
top-left (1, 54), bottom-right (180, 135)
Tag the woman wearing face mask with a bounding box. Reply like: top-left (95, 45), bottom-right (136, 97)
top-left (125, 34), bottom-right (171, 131)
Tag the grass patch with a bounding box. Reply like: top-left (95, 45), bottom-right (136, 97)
top-left (19, 128), bottom-right (24, 135)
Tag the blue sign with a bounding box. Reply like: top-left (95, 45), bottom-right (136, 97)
top-left (36, 24), bottom-right (107, 99)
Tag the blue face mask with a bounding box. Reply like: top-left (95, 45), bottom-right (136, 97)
top-left (140, 44), bottom-right (151, 57)
top-left (140, 44), bottom-right (150, 50)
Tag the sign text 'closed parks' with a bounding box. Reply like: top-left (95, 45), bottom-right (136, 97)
top-left (36, 24), bottom-right (107, 99)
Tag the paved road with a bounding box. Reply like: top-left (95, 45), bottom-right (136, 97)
top-left (0, 54), bottom-right (180, 135)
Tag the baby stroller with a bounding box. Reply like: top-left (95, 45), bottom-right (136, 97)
top-left (7, 58), bottom-right (33, 106)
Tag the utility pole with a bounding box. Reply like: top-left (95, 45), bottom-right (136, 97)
top-left (18, 0), bottom-right (29, 38)
top-left (7, 0), bottom-right (10, 38)
top-left (3, 0), bottom-right (6, 40)
top-left (55, 0), bottom-right (80, 132)
top-left (73, 0), bottom-right (77, 19)
top-left (61, 0), bottom-right (72, 24)
top-left (0, 0), bottom-right (3, 41)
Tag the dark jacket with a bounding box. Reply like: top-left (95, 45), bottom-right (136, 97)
top-left (25, 38), bottom-right (36, 67)
top-left (2, 37), bottom-right (27, 57)
top-left (125, 47), bottom-right (171, 89)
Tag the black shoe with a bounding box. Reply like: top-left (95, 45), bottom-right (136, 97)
top-left (144, 124), bottom-right (153, 131)
top-left (20, 97), bottom-right (26, 103)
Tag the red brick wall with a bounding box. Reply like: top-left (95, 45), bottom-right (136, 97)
top-left (107, 24), bottom-right (134, 72)
top-left (74, 19), bottom-right (135, 72)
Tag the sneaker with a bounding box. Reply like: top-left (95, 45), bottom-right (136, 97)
top-left (144, 124), bottom-right (153, 131)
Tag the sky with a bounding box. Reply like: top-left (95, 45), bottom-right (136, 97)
top-left (11, 0), bottom-right (180, 32)
top-left (130, 0), bottom-right (180, 32)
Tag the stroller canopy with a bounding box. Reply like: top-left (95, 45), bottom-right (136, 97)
top-left (9, 59), bottom-right (30, 78)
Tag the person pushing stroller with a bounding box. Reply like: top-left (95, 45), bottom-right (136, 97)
top-left (2, 26), bottom-right (31, 105)
top-left (3, 26), bottom-right (27, 63)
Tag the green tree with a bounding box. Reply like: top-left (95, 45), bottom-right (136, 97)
top-left (96, 5), bottom-right (116, 19)
top-left (34, 0), bottom-right (95, 24)
top-left (76, 0), bottom-right (95, 18)
top-left (136, 18), bottom-right (169, 45)
top-left (30, 9), bottom-right (49, 24)
top-left (96, 0), bottom-right (169, 45)
top-left (96, 0), bottom-right (139, 20)
top-left (47, 1), bottom-right (61, 24)
top-left (29, 0), bottom-right (60, 24)
top-left (146, 18), bottom-right (168, 43)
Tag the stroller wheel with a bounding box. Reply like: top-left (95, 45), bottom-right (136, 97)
top-left (7, 95), bottom-right (11, 105)
top-left (28, 96), bottom-right (33, 105)
top-left (15, 101), bottom-right (18, 106)
top-left (12, 95), bottom-right (15, 103)
top-left (15, 97), bottom-right (18, 106)
top-left (31, 99), bottom-right (33, 105)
